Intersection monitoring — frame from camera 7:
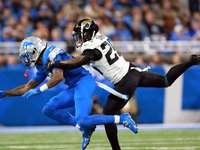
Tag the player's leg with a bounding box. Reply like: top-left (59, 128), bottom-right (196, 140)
top-left (165, 57), bottom-right (197, 86)
top-left (102, 71), bottom-right (141, 150)
top-left (42, 89), bottom-right (77, 126)
top-left (73, 74), bottom-right (97, 150)
top-left (139, 56), bottom-right (198, 87)
top-left (74, 74), bottom-right (117, 127)
top-left (103, 95), bottom-right (128, 150)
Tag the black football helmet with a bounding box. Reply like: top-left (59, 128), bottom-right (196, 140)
top-left (72, 19), bottom-right (99, 48)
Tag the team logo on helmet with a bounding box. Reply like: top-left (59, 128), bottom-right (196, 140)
top-left (81, 20), bottom-right (92, 29)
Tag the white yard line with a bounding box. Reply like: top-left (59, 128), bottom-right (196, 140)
top-left (1, 124), bottom-right (200, 134)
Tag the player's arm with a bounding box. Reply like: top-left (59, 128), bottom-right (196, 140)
top-left (45, 48), bottom-right (102, 71)
top-left (46, 55), bottom-right (91, 71)
top-left (4, 79), bottom-right (41, 97)
top-left (22, 68), bottom-right (64, 98)
top-left (46, 68), bottom-right (64, 88)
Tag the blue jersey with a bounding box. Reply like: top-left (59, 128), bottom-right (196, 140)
top-left (32, 46), bottom-right (89, 87)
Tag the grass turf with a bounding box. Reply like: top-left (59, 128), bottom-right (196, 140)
top-left (0, 129), bottom-right (200, 150)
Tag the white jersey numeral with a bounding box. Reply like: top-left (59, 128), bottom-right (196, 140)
top-left (100, 40), bottom-right (119, 65)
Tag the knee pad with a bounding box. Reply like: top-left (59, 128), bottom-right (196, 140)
top-left (42, 104), bottom-right (56, 117)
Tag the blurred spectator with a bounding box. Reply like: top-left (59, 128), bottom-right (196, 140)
top-left (62, 1), bottom-right (82, 22)
top-left (160, 0), bottom-right (177, 39)
top-left (101, 16), bottom-right (115, 39)
top-left (94, 17), bottom-right (104, 34)
top-left (172, 0), bottom-right (182, 19)
top-left (131, 13), bottom-right (149, 40)
top-left (170, 24), bottom-right (191, 41)
top-left (2, 7), bottom-right (17, 27)
top-left (14, 23), bottom-right (25, 42)
top-left (193, 12), bottom-right (200, 25)
top-left (113, 21), bottom-right (133, 41)
top-left (0, 53), bottom-right (6, 68)
top-left (103, 0), bottom-right (115, 18)
top-left (6, 54), bottom-right (25, 70)
top-left (190, 19), bottom-right (200, 39)
top-left (0, 0), bottom-right (198, 44)
top-left (56, 10), bottom-right (68, 29)
top-left (7, 0), bottom-right (23, 19)
top-left (37, 1), bottom-right (54, 27)
top-left (19, 15), bottom-right (34, 37)
top-left (189, 0), bottom-right (200, 15)
top-left (124, 6), bottom-right (141, 26)
top-left (146, 0), bottom-right (161, 14)
top-left (150, 53), bottom-right (164, 67)
top-left (116, 0), bottom-right (132, 15)
top-left (144, 10), bottom-right (165, 41)
top-left (171, 52), bottom-right (182, 64)
top-left (0, 0), bottom-right (5, 14)
top-left (195, 31), bottom-right (200, 41)
top-left (132, 0), bottom-right (145, 7)
top-left (181, 10), bottom-right (191, 29)
top-left (33, 22), bottom-right (50, 41)
top-left (63, 21), bottom-right (75, 42)
top-left (134, 55), bottom-right (146, 68)
top-left (50, 28), bottom-right (64, 42)
top-left (84, 0), bottom-right (104, 18)
top-left (0, 27), bottom-right (14, 42)
top-left (18, 0), bottom-right (38, 21)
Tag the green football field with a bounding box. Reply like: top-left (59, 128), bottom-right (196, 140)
top-left (0, 129), bottom-right (200, 150)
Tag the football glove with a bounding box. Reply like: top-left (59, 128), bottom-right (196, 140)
top-left (22, 88), bottom-right (41, 98)
top-left (45, 61), bottom-right (53, 71)
top-left (0, 90), bottom-right (5, 98)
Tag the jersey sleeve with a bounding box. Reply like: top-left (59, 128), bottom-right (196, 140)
top-left (82, 49), bottom-right (102, 61)
top-left (44, 46), bottom-right (72, 72)
top-left (32, 70), bottom-right (47, 82)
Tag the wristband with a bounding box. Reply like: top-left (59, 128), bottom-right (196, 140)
top-left (39, 84), bottom-right (49, 92)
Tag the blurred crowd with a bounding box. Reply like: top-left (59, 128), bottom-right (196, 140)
top-left (0, 0), bottom-right (200, 43)
top-left (0, 0), bottom-right (200, 70)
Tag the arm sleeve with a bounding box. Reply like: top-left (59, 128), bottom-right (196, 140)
top-left (52, 55), bottom-right (91, 69)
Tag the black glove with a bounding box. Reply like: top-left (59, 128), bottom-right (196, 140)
top-left (45, 61), bottom-right (53, 71)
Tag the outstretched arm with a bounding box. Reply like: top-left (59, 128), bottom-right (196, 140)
top-left (4, 79), bottom-right (41, 97)
top-left (22, 68), bottom-right (64, 98)
top-left (46, 55), bottom-right (91, 71)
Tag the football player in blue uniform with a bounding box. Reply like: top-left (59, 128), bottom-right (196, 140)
top-left (0, 36), bottom-right (138, 150)
top-left (45, 19), bottom-right (200, 150)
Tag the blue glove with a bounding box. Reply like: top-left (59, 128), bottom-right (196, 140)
top-left (0, 90), bottom-right (5, 98)
top-left (22, 88), bottom-right (41, 98)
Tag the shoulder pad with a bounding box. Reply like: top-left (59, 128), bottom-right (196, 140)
top-left (81, 36), bottom-right (107, 52)
top-left (48, 46), bottom-right (66, 61)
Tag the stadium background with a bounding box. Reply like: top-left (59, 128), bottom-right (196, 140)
top-left (0, 0), bottom-right (200, 126)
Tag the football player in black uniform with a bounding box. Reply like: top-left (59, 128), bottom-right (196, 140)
top-left (46, 19), bottom-right (200, 150)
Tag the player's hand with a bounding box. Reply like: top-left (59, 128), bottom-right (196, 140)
top-left (0, 90), bottom-right (5, 98)
top-left (22, 88), bottom-right (41, 98)
top-left (45, 61), bottom-right (53, 71)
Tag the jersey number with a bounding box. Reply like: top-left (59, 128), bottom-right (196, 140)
top-left (101, 41), bottom-right (119, 65)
